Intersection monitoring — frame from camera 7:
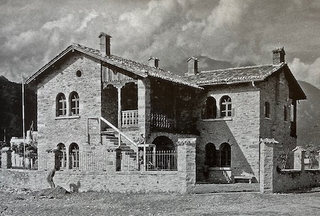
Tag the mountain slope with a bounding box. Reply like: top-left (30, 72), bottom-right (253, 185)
top-left (297, 81), bottom-right (320, 147)
top-left (0, 76), bottom-right (36, 145)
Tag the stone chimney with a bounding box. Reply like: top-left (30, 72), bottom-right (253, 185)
top-left (272, 47), bottom-right (285, 65)
top-left (148, 56), bottom-right (160, 68)
top-left (186, 57), bottom-right (198, 76)
top-left (99, 32), bottom-right (112, 56)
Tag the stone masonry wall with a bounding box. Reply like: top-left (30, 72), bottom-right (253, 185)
top-left (260, 140), bottom-right (320, 193)
top-left (258, 71), bottom-right (297, 169)
top-left (195, 84), bottom-right (261, 181)
top-left (36, 53), bottom-right (102, 170)
top-left (0, 137), bottom-right (197, 193)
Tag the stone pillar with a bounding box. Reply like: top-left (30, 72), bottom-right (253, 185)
top-left (292, 146), bottom-right (306, 171)
top-left (259, 138), bottom-right (278, 193)
top-left (1, 147), bottom-right (12, 169)
top-left (115, 148), bottom-right (121, 171)
top-left (137, 79), bottom-right (151, 138)
top-left (106, 149), bottom-right (117, 174)
top-left (177, 138), bottom-right (196, 193)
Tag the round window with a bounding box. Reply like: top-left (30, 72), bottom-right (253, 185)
top-left (76, 70), bottom-right (82, 77)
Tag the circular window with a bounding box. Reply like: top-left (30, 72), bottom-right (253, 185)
top-left (76, 70), bottom-right (82, 77)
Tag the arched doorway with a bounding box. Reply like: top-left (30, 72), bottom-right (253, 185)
top-left (152, 136), bottom-right (175, 151)
top-left (102, 84), bottom-right (118, 127)
top-left (152, 136), bottom-right (176, 170)
top-left (205, 143), bottom-right (217, 167)
top-left (220, 143), bottom-right (231, 167)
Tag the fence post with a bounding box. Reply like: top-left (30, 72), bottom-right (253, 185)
top-left (177, 138), bottom-right (197, 193)
top-left (1, 147), bottom-right (12, 169)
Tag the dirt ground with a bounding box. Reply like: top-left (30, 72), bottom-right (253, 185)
top-left (1, 186), bottom-right (320, 215)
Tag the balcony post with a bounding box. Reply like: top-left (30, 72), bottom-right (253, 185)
top-left (116, 85), bottom-right (122, 128)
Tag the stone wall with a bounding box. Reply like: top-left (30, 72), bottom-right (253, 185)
top-left (258, 70), bottom-right (296, 168)
top-left (259, 140), bottom-right (320, 193)
top-left (0, 138), bottom-right (196, 194)
top-left (36, 53), bottom-right (102, 170)
top-left (273, 169), bottom-right (320, 192)
top-left (195, 84), bottom-right (261, 181)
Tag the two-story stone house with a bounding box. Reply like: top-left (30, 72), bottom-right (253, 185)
top-left (26, 33), bottom-right (306, 184)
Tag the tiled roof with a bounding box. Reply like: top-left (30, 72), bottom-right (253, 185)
top-left (25, 43), bottom-right (305, 99)
top-left (188, 64), bottom-right (285, 86)
top-left (26, 43), bottom-right (199, 89)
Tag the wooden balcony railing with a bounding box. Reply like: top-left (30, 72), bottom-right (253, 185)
top-left (121, 110), bottom-right (138, 127)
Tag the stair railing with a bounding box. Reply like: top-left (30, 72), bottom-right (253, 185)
top-left (100, 116), bottom-right (138, 150)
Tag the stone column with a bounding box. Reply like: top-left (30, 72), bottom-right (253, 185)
top-left (259, 138), bottom-right (278, 193)
top-left (116, 85), bottom-right (122, 128)
top-left (177, 138), bottom-right (197, 193)
top-left (137, 79), bottom-right (151, 138)
top-left (1, 147), bottom-right (12, 169)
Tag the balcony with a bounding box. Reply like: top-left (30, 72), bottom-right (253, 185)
top-left (121, 110), bottom-right (138, 127)
top-left (151, 113), bottom-right (173, 129)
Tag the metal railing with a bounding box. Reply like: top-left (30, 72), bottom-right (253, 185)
top-left (100, 116), bottom-right (138, 150)
top-left (120, 150), bottom-right (177, 171)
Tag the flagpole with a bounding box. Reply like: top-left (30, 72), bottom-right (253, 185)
top-left (22, 75), bottom-right (26, 169)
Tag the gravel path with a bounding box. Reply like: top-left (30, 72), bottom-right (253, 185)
top-left (1, 186), bottom-right (320, 215)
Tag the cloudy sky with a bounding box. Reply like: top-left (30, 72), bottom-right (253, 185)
top-left (1, 0), bottom-right (320, 88)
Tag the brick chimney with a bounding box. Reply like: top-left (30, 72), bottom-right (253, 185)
top-left (186, 57), bottom-right (198, 76)
top-left (148, 56), bottom-right (160, 68)
top-left (272, 47), bottom-right (285, 65)
top-left (99, 32), bottom-right (111, 56)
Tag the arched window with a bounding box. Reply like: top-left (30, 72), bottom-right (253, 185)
top-left (220, 96), bottom-right (232, 117)
top-left (205, 143), bottom-right (217, 167)
top-left (205, 97), bottom-right (217, 119)
top-left (70, 92), bottom-right (79, 116)
top-left (265, 102), bottom-right (270, 118)
top-left (69, 143), bottom-right (79, 170)
top-left (56, 93), bottom-right (67, 116)
top-left (284, 105), bottom-right (287, 121)
top-left (57, 143), bottom-right (67, 169)
top-left (220, 143), bottom-right (231, 167)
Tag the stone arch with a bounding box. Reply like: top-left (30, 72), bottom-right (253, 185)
top-left (205, 143), bottom-right (217, 167)
top-left (102, 84), bottom-right (118, 127)
top-left (121, 82), bottom-right (138, 111)
top-left (152, 136), bottom-right (175, 151)
top-left (152, 136), bottom-right (176, 170)
top-left (220, 142), bottom-right (231, 167)
top-left (57, 143), bottom-right (67, 169)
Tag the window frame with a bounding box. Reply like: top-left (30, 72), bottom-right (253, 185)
top-left (69, 143), bottom-right (80, 170)
top-left (70, 91), bottom-right (80, 116)
top-left (220, 96), bottom-right (232, 118)
top-left (57, 143), bottom-right (67, 170)
top-left (56, 93), bottom-right (67, 117)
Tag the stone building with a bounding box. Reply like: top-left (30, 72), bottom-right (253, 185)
top-left (25, 33), bottom-right (306, 185)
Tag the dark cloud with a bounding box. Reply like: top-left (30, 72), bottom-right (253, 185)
top-left (1, 0), bottom-right (320, 88)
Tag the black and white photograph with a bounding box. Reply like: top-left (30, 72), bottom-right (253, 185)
top-left (1, 0), bottom-right (320, 215)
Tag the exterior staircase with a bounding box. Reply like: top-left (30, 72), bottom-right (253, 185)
top-left (101, 129), bottom-right (138, 171)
